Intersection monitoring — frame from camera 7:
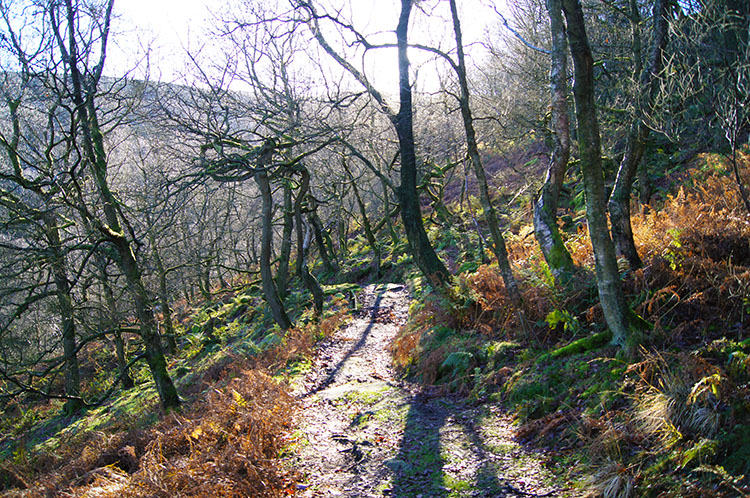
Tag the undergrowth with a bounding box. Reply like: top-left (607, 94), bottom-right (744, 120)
top-left (392, 153), bottom-right (750, 496)
top-left (0, 280), bottom-right (351, 497)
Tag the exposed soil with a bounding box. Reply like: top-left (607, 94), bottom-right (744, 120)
top-left (289, 283), bottom-right (581, 498)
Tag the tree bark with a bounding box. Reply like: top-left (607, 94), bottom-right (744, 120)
top-left (255, 171), bottom-right (293, 330)
top-left (608, 0), bottom-right (670, 269)
top-left (343, 160), bottom-right (381, 275)
top-left (310, 209), bottom-right (337, 275)
top-left (394, 0), bottom-right (451, 290)
top-left (149, 231), bottom-right (177, 354)
top-left (381, 176), bottom-right (401, 247)
top-left (294, 168), bottom-right (325, 315)
top-left (86, 219), bottom-right (134, 390)
top-left (535, 0), bottom-right (577, 282)
top-left (57, 0), bottom-right (180, 410)
top-left (276, 177), bottom-right (294, 299)
top-left (449, 0), bottom-right (522, 304)
top-left (44, 214), bottom-right (82, 413)
top-left (562, 0), bottom-right (632, 347)
top-left (298, 0), bottom-right (447, 288)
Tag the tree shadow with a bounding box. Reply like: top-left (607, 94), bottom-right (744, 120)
top-left (300, 290), bottom-right (386, 399)
top-left (390, 396), bottom-right (450, 497)
top-left (459, 414), bottom-right (517, 496)
top-left (390, 395), bottom-right (546, 497)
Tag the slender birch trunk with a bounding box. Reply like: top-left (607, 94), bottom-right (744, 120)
top-left (562, 0), bottom-right (632, 347)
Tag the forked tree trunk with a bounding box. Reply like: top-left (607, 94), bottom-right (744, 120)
top-left (562, 0), bottom-right (632, 347)
top-left (534, 0), bottom-right (576, 282)
top-left (394, 0), bottom-right (451, 290)
top-left (608, 0), bottom-right (669, 269)
top-left (276, 178), bottom-right (294, 299)
top-left (255, 171), bottom-right (293, 330)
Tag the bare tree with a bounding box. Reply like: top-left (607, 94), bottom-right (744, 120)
top-left (293, 0), bottom-right (452, 290)
top-left (49, 0), bottom-right (179, 409)
top-left (534, 0), bottom-right (576, 282)
top-left (607, 0), bottom-right (671, 270)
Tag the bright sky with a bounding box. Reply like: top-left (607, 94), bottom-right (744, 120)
top-left (110, 0), bottom-right (502, 93)
top-left (109, 0), bottom-right (211, 82)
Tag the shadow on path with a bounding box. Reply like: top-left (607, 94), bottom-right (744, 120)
top-left (390, 397), bottom-right (450, 497)
top-left (300, 291), bottom-right (385, 399)
top-left (390, 393), bottom-right (545, 497)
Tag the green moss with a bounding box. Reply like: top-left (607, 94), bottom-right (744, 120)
top-left (536, 330), bottom-right (612, 364)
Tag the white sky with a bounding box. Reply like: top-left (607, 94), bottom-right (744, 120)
top-left (109, 0), bottom-right (502, 93)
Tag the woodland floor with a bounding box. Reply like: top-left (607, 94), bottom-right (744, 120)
top-left (287, 283), bottom-right (581, 498)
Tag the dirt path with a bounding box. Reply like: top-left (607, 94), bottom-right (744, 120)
top-left (289, 283), bottom-right (579, 498)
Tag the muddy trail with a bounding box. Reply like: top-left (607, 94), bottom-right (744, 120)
top-left (288, 283), bottom-right (579, 498)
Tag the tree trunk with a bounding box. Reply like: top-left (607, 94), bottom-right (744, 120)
top-left (44, 215), bottom-right (82, 413)
top-left (394, 0), bottom-right (451, 290)
top-left (562, 0), bottom-right (632, 347)
top-left (199, 265), bottom-right (211, 301)
top-left (276, 178), bottom-right (294, 299)
top-left (535, 0), bottom-right (576, 282)
top-left (294, 168), bottom-right (325, 315)
top-left (255, 171), bottom-right (293, 330)
top-left (58, 0), bottom-right (180, 409)
top-left (449, 0), bottom-right (522, 304)
top-left (88, 227), bottom-right (135, 390)
top-left (112, 329), bottom-right (133, 389)
top-left (382, 176), bottom-right (401, 247)
top-left (343, 160), bottom-right (381, 275)
top-left (116, 235), bottom-right (181, 408)
top-left (150, 234), bottom-right (178, 354)
top-left (608, 123), bottom-right (647, 268)
top-left (608, 0), bottom-right (669, 269)
top-left (310, 210), bottom-right (337, 275)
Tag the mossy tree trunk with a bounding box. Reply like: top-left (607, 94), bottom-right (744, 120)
top-left (535, 0), bottom-right (576, 282)
top-left (43, 214), bottom-right (82, 413)
top-left (382, 176), bottom-right (401, 247)
top-left (608, 0), bottom-right (670, 270)
top-left (85, 214), bottom-right (135, 390)
top-left (298, 0), bottom-right (449, 290)
top-left (309, 208), bottom-right (337, 275)
top-left (562, 0), bottom-right (632, 348)
top-left (2, 90), bottom-right (84, 411)
top-left (294, 167), bottom-right (325, 315)
top-left (55, 0), bottom-right (180, 410)
top-left (394, 0), bottom-right (451, 290)
top-left (148, 228), bottom-right (177, 354)
top-left (255, 171), bottom-right (293, 330)
top-left (276, 177), bottom-right (294, 299)
top-left (343, 159), bottom-right (381, 276)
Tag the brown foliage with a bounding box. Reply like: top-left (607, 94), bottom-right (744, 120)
top-left (2, 370), bottom-right (296, 498)
top-left (117, 370), bottom-right (295, 498)
top-left (626, 161), bottom-right (750, 344)
top-left (263, 299), bottom-right (349, 371)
